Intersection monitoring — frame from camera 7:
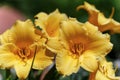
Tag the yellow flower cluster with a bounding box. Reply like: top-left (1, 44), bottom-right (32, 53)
top-left (0, 2), bottom-right (120, 80)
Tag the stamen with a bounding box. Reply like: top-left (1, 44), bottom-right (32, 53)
top-left (69, 40), bottom-right (84, 58)
top-left (76, 5), bottom-right (86, 11)
top-left (17, 47), bottom-right (31, 59)
top-left (109, 7), bottom-right (114, 18)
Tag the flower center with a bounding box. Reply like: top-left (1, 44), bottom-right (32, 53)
top-left (69, 40), bottom-right (84, 58)
top-left (17, 47), bottom-right (34, 59)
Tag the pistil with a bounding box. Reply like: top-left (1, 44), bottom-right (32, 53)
top-left (69, 40), bottom-right (84, 58)
top-left (17, 47), bottom-right (31, 59)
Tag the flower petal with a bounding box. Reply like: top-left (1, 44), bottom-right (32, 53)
top-left (0, 30), bottom-right (10, 44)
top-left (46, 9), bottom-right (67, 37)
top-left (98, 13), bottom-right (120, 33)
top-left (60, 18), bottom-right (85, 40)
top-left (56, 50), bottom-right (80, 76)
top-left (86, 39), bottom-right (113, 56)
top-left (35, 9), bottom-right (67, 37)
top-left (76, 1), bottom-right (99, 26)
top-left (0, 43), bottom-right (19, 68)
top-left (33, 46), bottom-right (54, 70)
top-left (14, 59), bottom-right (33, 79)
top-left (46, 37), bottom-right (65, 53)
top-left (77, 2), bottom-right (120, 34)
top-left (10, 19), bottom-right (39, 44)
top-left (79, 51), bottom-right (99, 72)
top-left (34, 12), bottom-right (48, 27)
top-left (95, 70), bottom-right (109, 80)
top-left (83, 22), bottom-right (113, 56)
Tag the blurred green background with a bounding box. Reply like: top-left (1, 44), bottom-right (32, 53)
top-left (0, 0), bottom-right (120, 80)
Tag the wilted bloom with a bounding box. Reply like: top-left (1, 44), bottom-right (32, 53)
top-left (77, 2), bottom-right (120, 34)
top-left (0, 19), bottom-right (54, 79)
top-left (46, 18), bottom-right (113, 76)
top-left (89, 57), bottom-right (120, 80)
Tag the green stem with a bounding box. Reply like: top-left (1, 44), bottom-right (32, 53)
top-left (28, 45), bottom-right (37, 80)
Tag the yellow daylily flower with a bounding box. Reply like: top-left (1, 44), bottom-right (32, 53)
top-left (0, 19), bottom-right (54, 79)
top-left (34, 9), bottom-right (68, 52)
top-left (34, 9), bottom-right (68, 38)
top-left (47, 18), bottom-right (113, 76)
top-left (89, 57), bottom-right (120, 80)
top-left (77, 2), bottom-right (120, 34)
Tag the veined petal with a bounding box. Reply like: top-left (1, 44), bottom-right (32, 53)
top-left (14, 58), bottom-right (33, 79)
top-left (45, 28), bottom-right (70, 54)
top-left (0, 19), bottom-right (40, 46)
top-left (0, 43), bottom-right (19, 68)
top-left (82, 22), bottom-right (108, 40)
top-left (82, 22), bottom-right (113, 56)
top-left (56, 50), bottom-right (80, 76)
top-left (33, 45), bottom-right (54, 70)
top-left (60, 19), bottom-right (110, 43)
top-left (10, 19), bottom-right (39, 44)
top-left (98, 13), bottom-right (120, 33)
top-left (60, 19), bottom-right (112, 50)
top-left (45, 37), bottom-right (64, 53)
top-left (79, 51), bottom-right (99, 72)
top-left (86, 39), bottom-right (113, 56)
top-left (0, 30), bottom-right (10, 44)
top-left (35, 9), bottom-right (68, 38)
top-left (46, 9), bottom-right (67, 37)
top-left (60, 18), bottom-right (85, 40)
